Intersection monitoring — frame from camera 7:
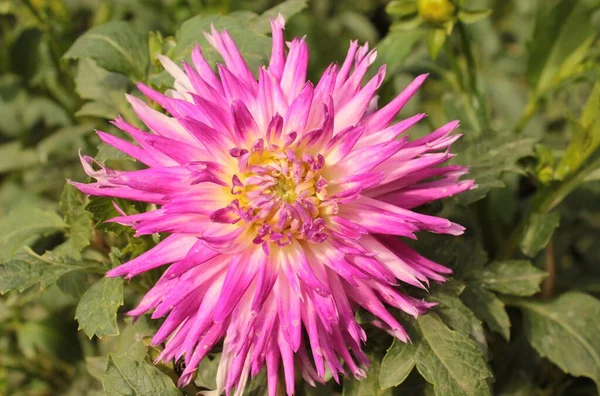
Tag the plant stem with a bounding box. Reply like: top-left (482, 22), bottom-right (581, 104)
top-left (542, 239), bottom-right (556, 298)
top-left (456, 21), bottom-right (491, 132)
top-left (514, 97), bottom-right (540, 134)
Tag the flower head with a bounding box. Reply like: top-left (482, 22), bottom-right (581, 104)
top-left (73, 14), bottom-right (474, 395)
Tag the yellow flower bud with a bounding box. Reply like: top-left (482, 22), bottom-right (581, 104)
top-left (418, 0), bottom-right (457, 24)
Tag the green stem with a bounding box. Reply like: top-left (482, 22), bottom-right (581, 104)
top-left (514, 97), bottom-right (540, 134)
top-left (456, 21), bottom-right (491, 132)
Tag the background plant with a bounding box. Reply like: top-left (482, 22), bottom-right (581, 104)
top-left (0, 0), bottom-right (599, 395)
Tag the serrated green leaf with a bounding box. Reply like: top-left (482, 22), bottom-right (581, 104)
top-left (75, 277), bottom-right (123, 339)
top-left (511, 292), bottom-right (600, 390)
top-left (248, 0), bottom-right (308, 33)
top-left (74, 58), bottom-right (130, 120)
top-left (57, 270), bottom-right (89, 298)
top-left (154, 12), bottom-right (271, 86)
top-left (96, 143), bottom-right (134, 163)
top-left (472, 261), bottom-right (546, 297)
top-left (86, 196), bottom-right (145, 234)
top-left (454, 133), bottom-right (536, 204)
top-left (415, 313), bottom-right (492, 396)
top-left (102, 355), bottom-right (181, 396)
top-left (519, 212), bottom-right (560, 257)
top-left (58, 183), bottom-right (93, 259)
top-left (343, 354), bottom-right (391, 396)
top-left (379, 338), bottom-right (417, 389)
top-left (64, 21), bottom-right (149, 80)
top-left (462, 284), bottom-right (510, 341)
top-left (0, 248), bottom-right (99, 294)
top-left (526, 0), bottom-right (596, 96)
top-left (429, 281), bottom-right (487, 354)
top-left (87, 317), bottom-right (155, 381)
top-left (0, 206), bottom-right (65, 262)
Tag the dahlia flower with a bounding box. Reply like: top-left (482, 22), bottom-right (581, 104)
top-left (73, 14), bottom-right (473, 395)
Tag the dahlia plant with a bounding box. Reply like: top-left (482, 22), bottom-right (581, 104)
top-left (72, 15), bottom-right (473, 394)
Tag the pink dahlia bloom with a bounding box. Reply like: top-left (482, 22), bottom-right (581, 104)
top-left (73, 15), bottom-right (474, 395)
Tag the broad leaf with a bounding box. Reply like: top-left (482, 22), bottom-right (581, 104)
top-left (0, 248), bottom-right (99, 294)
top-left (343, 354), bottom-right (391, 396)
top-left (74, 58), bottom-right (130, 120)
top-left (462, 284), bottom-right (511, 341)
top-left (64, 21), bottom-right (149, 80)
top-left (75, 277), bottom-right (124, 339)
top-left (58, 183), bottom-right (93, 259)
top-left (153, 12), bottom-right (271, 86)
top-left (454, 133), bottom-right (536, 204)
top-left (379, 338), bottom-right (417, 389)
top-left (415, 313), bottom-right (492, 396)
top-left (194, 354), bottom-right (221, 390)
top-left (0, 206), bottom-right (65, 262)
top-left (102, 355), bottom-right (181, 395)
top-left (429, 281), bottom-right (487, 352)
top-left (248, 0), bottom-right (308, 33)
top-left (512, 292), bottom-right (600, 390)
top-left (519, 212), bottom-right (560, 257)
top-left (0, 141), bottom-right (39, 173)
top-left (472, 261), bottom-right (546, 297)
top-left (57, 271), bottom-right (89, 298)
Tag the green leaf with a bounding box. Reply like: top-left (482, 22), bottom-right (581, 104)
top-left (415, 313), bottom-right (492, 396)
top-left (75, 277), bottom-right (123, 339)
top-left (427, 29), bottom-right (447, 60)
top-left (248, 0), bottom-right (308, 34)
top-left (462, 284), bottom-right (511, 341)
top-left (194, 354), bottom-right (220, 390)
top-left (57, 271), bottom-right (89, 298)
top-left (457, 9), bottom-right (492, 24)
top-left (58, 183), bottom-right (93, 259)
top-left (374, 30), bottom-right (425, 77)
top-left (343, 354), bottom-right (391, 396)
top-left (454, 133), bottom-right (536, 204)
top-left (472, 261), bottom-right (546, 297)
top-left (556, 81), bottom-right (600, 179)
top-left (511, 292), bottom-right (600, 390)
top-left (64, 21), bottom-right (149, 80)
top-left (156, 12), bottom-right (271, 86)
top-left (379, 338), bottom-right (417, 389)
top-left (0, 248), bottom-right (99, 294)
top-left (74, 58), bottom-right (130, 120)
top-left (36, 125), bottom-right (93, 162)
top-left (86, 196), bottom-right (145, 235)
top-left (519, 212), bottom-right (560, 257)
top-left (526, 0), bottom-right (596, 96)
top-left (0, 141), bottom-right (39, 173)
top-left (385, 0), bottom-right (418, 17)
top-left (429, 282), bottom-right (486, 352)
top-left (102, 355), bottom-right (181, 396)
top-left (0, 206), bottom-right (65, 262)
top-left (87, 317), bottom-right (154, 380)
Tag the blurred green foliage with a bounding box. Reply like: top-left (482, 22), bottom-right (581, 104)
top-left (0, 0), bottom-right (599, 395)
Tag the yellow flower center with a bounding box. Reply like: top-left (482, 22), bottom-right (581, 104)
top-left (418, 0), bottom-right (456, 24)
